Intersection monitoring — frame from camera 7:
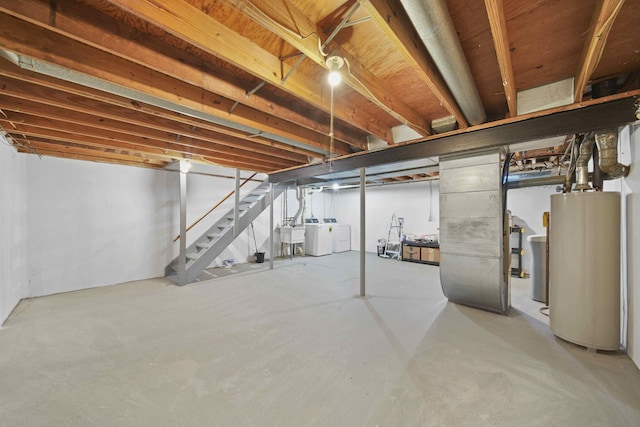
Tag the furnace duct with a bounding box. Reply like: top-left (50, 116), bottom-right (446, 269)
top-left (399, 0), bottom-right (486, 125)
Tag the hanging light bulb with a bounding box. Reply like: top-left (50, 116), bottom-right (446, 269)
top-left (326, 55), bottom-right (344, 87)
top-left (328, 70), bottom-right (341, 86)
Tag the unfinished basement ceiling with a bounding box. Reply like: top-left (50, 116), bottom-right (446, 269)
top-left (0, 0), bottom-right (638, 177)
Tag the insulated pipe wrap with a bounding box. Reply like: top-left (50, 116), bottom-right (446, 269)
top-left (575, 133), bottom-right (595, 190)
top-left (400, 0), bottom-right (486, 125)
top-left (596, 128), bottom-right (629, 178)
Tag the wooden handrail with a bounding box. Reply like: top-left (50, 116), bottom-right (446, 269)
top-left (173, 172), bottom-right (258, 242)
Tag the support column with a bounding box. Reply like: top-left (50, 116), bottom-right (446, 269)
top-left (234, 169), bottom-right (240, 237)
top-left (360, 167), bottom-right (366, 297)
top-left (178, 164), bottom-right (188, 286)
top-left (269, 183), bottom-right (274, 270)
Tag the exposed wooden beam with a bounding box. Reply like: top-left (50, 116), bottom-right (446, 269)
top-left (0, 0), bottom-right (367, 150)
top-left (100, 0), bottom-right (393, 141)
top-left (484, 0), bottom-right (517, 116)
top-left (12, 137), bottom-right (168, 166)
top-left (358, 0), bottom-right (468, 128)
top-left (229, 0), bottom-right (431, 137)
top-left (0, 116), bottom-right (297, 169)
top-left (270, 93), bottom-right (640, 182)
top-left (0, 94), bottom-right (308, 164)
top-left (0, 62), bottom-right (322, 159)
top-left (0, 12), bottom-right (352, 156)
top-left (9, 133), bottom-right (277, 172)
top-left (574, 0), bottom-right (626, 102)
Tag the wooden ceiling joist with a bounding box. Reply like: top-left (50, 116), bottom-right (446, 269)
top-left (358, 0), bottom-right (468, 129)
top-left (0, 115), bottom-right (297, 169)
top-left (228, 0), bottom-right (432, 137)
top-left (574, 0), bottom-right (626, 102)
top-left (100, 0), bottom-right (393, 142)
top-left (0, 95), bottom-right (309, 164)
top-left (8, 132), bottom-right (279, 173)
top-left (0, 12), bottom-right (353, 156)
top-left (484, 0), bottom-right (517, 116)
top-left (13, 137), bottom-right (169, 166)
top-left (0, 64), bottom-right (323, 160)
top-left (0, 0), bottom-right (367, 151)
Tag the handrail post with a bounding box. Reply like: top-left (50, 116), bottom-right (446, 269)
top-left (234, 169), bottom-right (240, 237)
top-left (173, 172), bottom-right (257, 242)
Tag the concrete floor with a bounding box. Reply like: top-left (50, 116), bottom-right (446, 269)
top-left (1, 252), bottom-right (640, 426)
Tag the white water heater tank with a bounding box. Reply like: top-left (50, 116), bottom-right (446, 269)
top-left (549, 191), bottom-right (620, 350)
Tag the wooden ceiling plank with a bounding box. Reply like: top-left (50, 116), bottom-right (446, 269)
top-left (99, 0), bottom-right (392, 141)
top-left (0, 12), bottom-right (352, 156)
top-left (0, 62), bottom-right (323, 160)
top-left (574, 0), bottom-right (626, 102)
top-left (358, 0), bottom-right (469, 129)
top-left (229, 0), bottom-right (432, 137)
top-left (0, 0), bottom-right (367, 150)
top-left (484, 0), bottom-right (517, 117)
top-left (0, 115), bottom-right (297, 169)
top-left (0, 94), bottom-right (308, 163)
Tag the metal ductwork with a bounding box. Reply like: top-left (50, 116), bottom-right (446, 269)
top-left (400, 0), bottom-right (487, 125)
top-left (595, 128), bottom-right (629, 178)
top-left (575, 133), bottom-right (595, 190)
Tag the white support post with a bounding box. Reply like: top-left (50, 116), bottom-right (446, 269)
top-left (269, 183), bottom-right (274, 270)
top-left (178, 164), bottom-right (188, 286)
top-left (360, 167), bottom-right (366, 297)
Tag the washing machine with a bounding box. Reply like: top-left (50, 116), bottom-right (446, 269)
top-left (305, 218), bottom-right (332, 256)
top-left (324, 218), bottom-right (351, 253)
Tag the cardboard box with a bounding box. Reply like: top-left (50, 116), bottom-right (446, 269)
top-left (402, 245), bottom-right (420, 260)
top-left (421, 247), bottom-right (440, 263)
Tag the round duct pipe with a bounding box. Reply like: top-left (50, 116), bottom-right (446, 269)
top-left (399, 0), bottom-right (487, 125)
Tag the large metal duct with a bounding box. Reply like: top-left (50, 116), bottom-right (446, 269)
top-left (400, 0), bottom-right (487, 125)
top-left (439, 150), bottom-right (509, 313)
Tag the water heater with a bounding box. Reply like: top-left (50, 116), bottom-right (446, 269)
top-left (549, 192), bottom-right (620, 350)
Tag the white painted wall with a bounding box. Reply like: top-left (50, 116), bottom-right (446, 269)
top-left (25, 155), bottom-right (279, 297)
top-left (329, 180), bottom-right (440, 253)
top-left (26, 156), bottom-right (175, 296)
top-left (0, 137), bottom-right (29, 325)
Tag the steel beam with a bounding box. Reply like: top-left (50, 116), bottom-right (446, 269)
top-left (269, 96), bottom-right (639, 183)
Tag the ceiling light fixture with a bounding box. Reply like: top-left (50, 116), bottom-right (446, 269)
top-left (179, 160), bottom-right (192, 174)
top-left (326, 55), bottom-right (344, 87)
top-left (326, 55), bottom-right (345, 169)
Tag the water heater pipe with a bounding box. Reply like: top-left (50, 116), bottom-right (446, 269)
top-left (575, 133), bottom-right (595, 190)
top-left (595, 128), bottom-right (629, 179)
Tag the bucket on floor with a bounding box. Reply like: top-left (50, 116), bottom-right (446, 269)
top-left (255, 252), bottom-right (265, 263)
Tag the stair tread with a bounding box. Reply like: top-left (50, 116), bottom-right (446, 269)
top-left (165, 181), bottom-right (284, 284)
